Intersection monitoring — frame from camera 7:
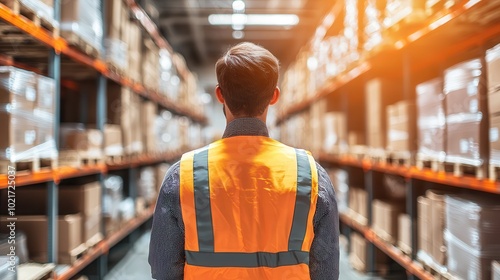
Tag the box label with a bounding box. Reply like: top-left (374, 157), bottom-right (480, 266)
top-left (491, 127), bottom-right (499, 143)
top-left (24, 130), bottom-right (36, 145)
top-left (469, 99), bottom-right (478, 113)
top-left (460, 139), bottom-right (469, 153)
top-left (26, 86), bottom-right (36, 101)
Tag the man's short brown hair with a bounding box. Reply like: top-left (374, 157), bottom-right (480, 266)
top-left (215, 42), bottom-right (280, 117)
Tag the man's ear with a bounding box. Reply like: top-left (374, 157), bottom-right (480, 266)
top-left (215, 85), bottom-right (225, 104)
top-left (269, 87), bottom-right (280, 105)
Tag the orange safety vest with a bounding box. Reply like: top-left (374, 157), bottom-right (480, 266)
top-left (180, 136), bottom-right (319, 279)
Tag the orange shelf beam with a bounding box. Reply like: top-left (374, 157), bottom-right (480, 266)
top-left (318, 153), bottom-right (500, 194)
top-left (0, 149), bottom-right (189, 188)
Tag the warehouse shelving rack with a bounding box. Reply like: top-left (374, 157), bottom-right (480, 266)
top-left (0, 0), bottom-right (206, 278)
top-left (278, 0), bottom-right (500, 279)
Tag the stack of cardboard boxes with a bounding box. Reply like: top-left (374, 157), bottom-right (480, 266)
top-left (60, 0), bottom-right (103, 56)
top-left (487, 44), bottom-right (500, 168)
top-left (386, 100), bottom-right (416, 153)
top-left (0, 181), bottom-right (101, 264)
top-left (322, 112), bottom-right (348, 154)
top-left (372, 199), bottom-right (405, 244)
top-left (349, 232), bottom-right (388, 273)
top-left (0, 67), bottom-right (57, 170)
top-left (417, 190), bottom-right (449, 269)
top-left (365, 78), bottom-right (400, 152)
top-left (105, 0), bottom-right (128, 72)
top-left (416, 78), bottom-right (446, 160)
top-left (445, 194), bottom-right (500, 280)
top-left (348, 187), bottom-right (368, 225)
top-left (141, 38), bottom-right (161, 91)
top-left (444, 58), bottom-right (487, 167)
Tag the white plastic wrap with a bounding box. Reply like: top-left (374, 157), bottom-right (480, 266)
top-left (60, 0), bottom-right (103, 54)
top-left (4, 0), bottom-right (55, 27)
top-left (327, 169), bottom-right (349, 213)
top-left (0, 67), bottom-right (56, 162)
top-left (105, 39), bottom-right (128, 70)
top-left (103, 176), bottom-right (123, 221)
top-left (138, 167), bottom-right (157, 204)
top-left (119, 198), bottom-right (135, 222)
top-left (445, 194), bottom-right (500, 252)
top-left (445, 230), bottom-right (500, 280)
top-left (486, 43), bottom-right (500, 94)
top-left (416, 78), bottom-right (445, 158)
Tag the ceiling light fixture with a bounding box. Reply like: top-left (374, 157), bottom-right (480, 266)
top-left (232, 30), bottom-right (244, 39)
top-left (232, 0), bottom-right (245, 12)
top-left (208, 14), bottom-right (299, 26)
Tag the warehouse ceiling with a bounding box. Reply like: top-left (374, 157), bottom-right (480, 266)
top-left (152, 0), bottom-right (333, 68)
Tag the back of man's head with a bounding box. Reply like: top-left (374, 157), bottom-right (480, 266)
top-left (215, 42), bottom-right (280, 117)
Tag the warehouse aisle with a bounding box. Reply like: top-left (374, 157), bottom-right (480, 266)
top-left (105, 231), bottom-right (386, 280)
top-left (105, 232), bottom-right (153, 280)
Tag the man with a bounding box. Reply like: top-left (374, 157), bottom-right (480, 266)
top-left (149, 42), bottom-right (339, 280)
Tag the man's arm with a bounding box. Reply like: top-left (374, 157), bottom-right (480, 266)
top-left (310, 163), bottom-right (340, 280)
top-left (149, 162), bottom-right (185, 280)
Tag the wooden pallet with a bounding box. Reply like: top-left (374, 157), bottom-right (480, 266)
top-left (58, 150), bottom-right (104, 168)
top-left (442, 161), bottom-right (485, 179)
top-left (0, 155), bottom-right (57, 174)
top-left (397, 241), bottom-right (412, 256)
top-left (59, 243), bottom-right (88, 265)
top-left (373, 228), bottom-right (396, 245)
top-left (416, 153), bottom-right (445, 172)
top-left (0, 0), bottom-right (59, 35)
top-left (367, 148), bottom-right (388, 164)
top-left (105, 154), bottom-right (125, 164)
top-left (106, 62), bottom-right (125, 76)
top-left (17, 263), bottom-right (55, 280)
top-left (489, 163), bottom-right (500, 181)
top-left (386, 150), bottom-right (412, 166)
top-left (85, 232), bottom-right (103, 249)
top-left (347, 145), bottom-right (368, 160)
top-left (60, 31), bottom-right (100, 58)
top-left (417, 250), bottom-right (456, 280)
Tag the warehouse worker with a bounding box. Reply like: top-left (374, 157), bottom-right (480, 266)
top-left (149, 42), bottom-right (339, 280)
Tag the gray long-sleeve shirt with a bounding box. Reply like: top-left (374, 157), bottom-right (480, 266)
top-left (149, 118), bottom-right (339, 279)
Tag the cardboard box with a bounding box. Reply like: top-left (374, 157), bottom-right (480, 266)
top-left (0, 214), bottom-right (82, 264)
top-left (0, 67), bottom-right (37, 111)
top-left (36, 75), bottom-right (56, 114)
top-left (417, 196), bottom-right (431, 254)
top-left (416, 78), bottom-right (445, 156)
top-left (446, 116), bottom-right (483, 164)
top-left (59, 182), bottom-right (102, 243)
top-left (487, 43), bottom-right (500, 94)
top-left (348, 187), bottom-right (368, 223)
top-left (426, 189), bottom-right (447, 265)
top-left (387, 101), bottom-right (416, 152)
top-left (62, 129), bottom-right (103, 158)
top-left (141, 101), bottom-right (157, 153)
top-left (490, 91), bottom-right (500, 116)
top-left (398, 214), bottom-right (412, 253)
top-left (349, 232), bottom-right (388, 273)
top-left (372, 199), bottom-right (405, 242)
top-left (103, 124), bottom-right (123, 156)
top-left (491, 115), bottom-right (500, 164)
top-left (365, 78), bottom-right (401, 149)
top-left (106, 0), bottom-right (123, 39)
top-left (0, 112), bottom-right (37, 161)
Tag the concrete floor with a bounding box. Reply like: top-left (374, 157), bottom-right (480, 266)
top-left (105, 231), bottom-right (393, 280)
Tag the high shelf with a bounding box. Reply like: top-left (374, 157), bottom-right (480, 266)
top-left (0, 0), bottom-right (205, 278)
top-left (277, 0), bottom-right (500, 279)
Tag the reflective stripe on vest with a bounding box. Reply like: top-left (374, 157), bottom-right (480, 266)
top-left (180, 136), bottom-right (318, 276)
